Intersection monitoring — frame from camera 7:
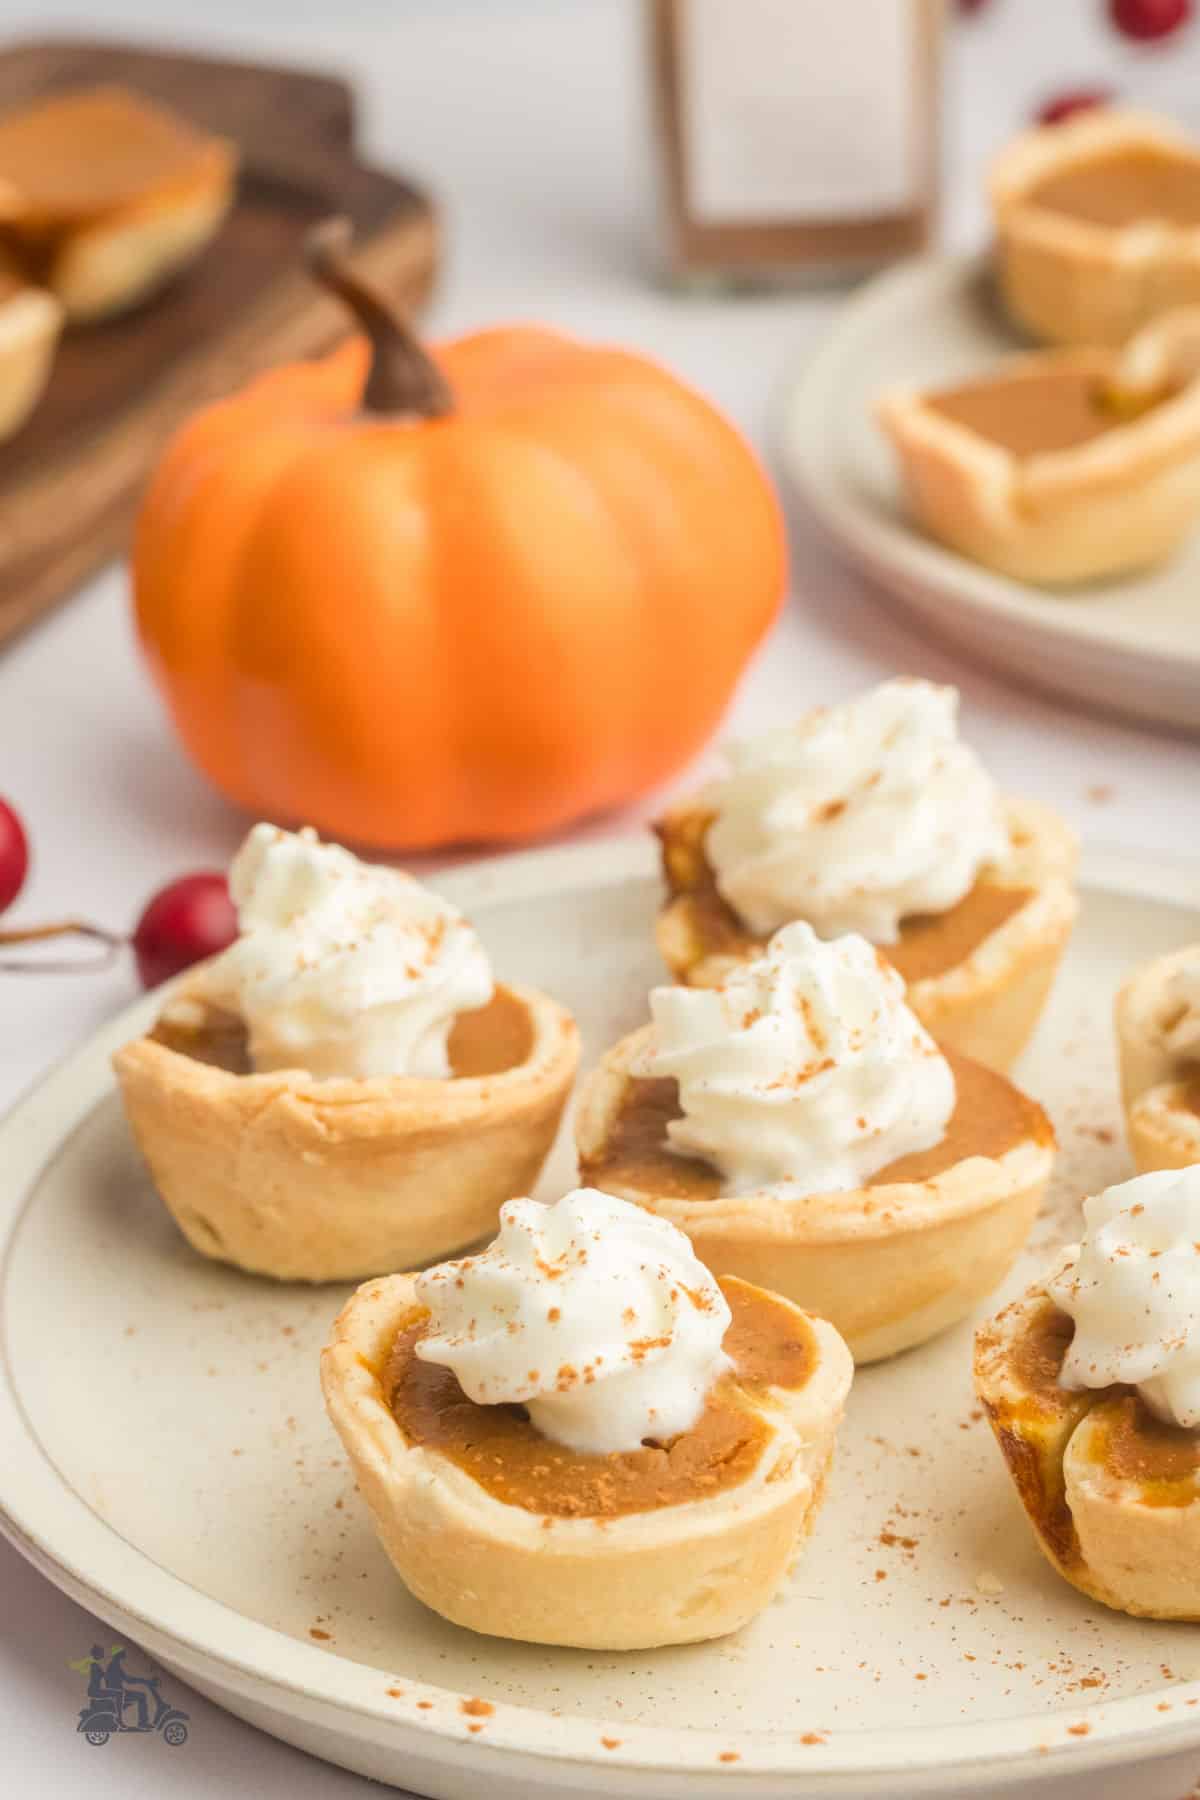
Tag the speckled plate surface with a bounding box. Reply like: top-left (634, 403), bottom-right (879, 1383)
top-left (3, 837), bottom-right (1200, 1800)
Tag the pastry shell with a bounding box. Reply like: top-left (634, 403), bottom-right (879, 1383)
top-left (656, 795), bottom-right (1077, 1074)
top-left (48, 173), bottom-right (235, 322)
top-left (975, 1282), bottom-right (1200, 1619)
top-left (114, 978), bottom-right (579, 1283)
top-left (1115, 943), bottom-right (1200, 1174)
top-left (1114, 941), bottom-right (1200, 1108)
top-left (991, 109), bottom-right (1200, 348)
top-left (877, 309), bottom-right (1200, 586)
top-left (576, 1026), bottom-right (1055, 1364)
top-left (321, 1271), bottom-right (852, 1649)
top-left (1126, 1081), bottom-right (1200, 1177)
top-left (0, 271), bottom-right (61, 440)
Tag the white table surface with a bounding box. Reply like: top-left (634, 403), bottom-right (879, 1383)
top-left (1, 2), bottom-right (1198, 1793)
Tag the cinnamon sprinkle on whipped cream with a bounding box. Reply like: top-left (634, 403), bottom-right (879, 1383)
top-left (638, 922), bottom-right (955, 1194)
top-left (415, 1189), bottom-right (732, 1454)
top-left (702, 679), bottom-right (1007, 942)
top-left (191, 824), bottom-right (492, 1080)
top-left (1049, 1168), bottom-right (1200, 1429)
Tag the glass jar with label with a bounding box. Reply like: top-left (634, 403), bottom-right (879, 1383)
top-left (647, 0), bottom-right (946, 286)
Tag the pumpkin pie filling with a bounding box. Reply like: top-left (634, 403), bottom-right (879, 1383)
top-left (992, 1301), bottom-right (1200, 1504)
top-left (1003, 1298), bottom-right (1076, 1408)
top-left (151, 984), bottom-right (534, 1081)
top-left (658, 813), bottom-right (1032, 985)
top-left (384, 1277), bottom-right (814, 1519)
top-left (1090, 1397), bottom-right (1200, 1503)
top-left (1029, 149), bottom-right (1200, 231)
top-left (924, 366), bottom-right (1163, 459)
top-left (581, 1048), bottom-right (1050, 1201)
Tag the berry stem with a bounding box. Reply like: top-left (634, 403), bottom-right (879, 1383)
top-left (0, 918), bottom-right (125, 972)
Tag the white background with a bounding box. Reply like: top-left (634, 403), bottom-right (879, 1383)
top-left (1, 1), bottom-right (1198, 1794)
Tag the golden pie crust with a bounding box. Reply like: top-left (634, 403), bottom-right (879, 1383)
top-left (576, 1028), bottom-right (1055, 1364)
top-left (321, 1272), bottom-right (852, 1648)
top-left (1126, 1078), bottom-right (1200, 1177)
top-left (976, 1281), bottom-right (1200, 1619)
top-left (655, 795), bottom-right (1077, 1073)
top-left (1114, 942), bottom-right (1200, 1107)
top-left (991, 108), bottom-right (1200, 348)
top-left (1114, 943), bottom-right (1200, 1173)
top-left (114, 975), bottom-right (579, 1282)
top-left (0, 257), bottom-right (60, 440)
top-left (0, 87), bottom-right (237, 321)
top-left (878, 307), bottom-right (1200, 585)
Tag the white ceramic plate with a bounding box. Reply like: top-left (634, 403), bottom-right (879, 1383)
top-left (4, 836), bottom-right (1200, 1800)
top-left (778, 255), bottom-right (1200, 736)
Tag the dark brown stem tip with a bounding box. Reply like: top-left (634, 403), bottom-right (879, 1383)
top-left (304, 215), bottom-right (453, 420)
top-left (305, 214), bottom-right (356, 283)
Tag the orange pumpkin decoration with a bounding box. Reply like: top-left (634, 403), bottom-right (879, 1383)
top-left (133, 221), bottom-right (786, 849)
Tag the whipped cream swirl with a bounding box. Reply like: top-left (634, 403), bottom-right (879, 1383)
top-left (640, 921), bottom-right (956, 1195)
top-left (415, 1188), bottom-right (732, 1455)
top-left (1048, 1168), bottom-right (1200, 1430)
top-left (1163, 957), bottom-right (1200, 1061)
top-left (704, 679), bottom-right (1008, 942)
top-left (198, 824), bottom-right (493, 1081)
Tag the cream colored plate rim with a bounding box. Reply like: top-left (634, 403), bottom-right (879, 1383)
top-left (776, 252), bottom-right (1200, 678)
top-left (0, 832), bottom-right (1198, 1789)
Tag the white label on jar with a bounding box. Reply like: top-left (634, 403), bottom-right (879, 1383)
top-left (679, 0), bottom-right (922, 224)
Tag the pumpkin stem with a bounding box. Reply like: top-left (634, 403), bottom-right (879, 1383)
top-left (305, 217), bottom-right (453, 419)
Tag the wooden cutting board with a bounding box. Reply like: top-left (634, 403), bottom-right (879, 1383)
top-left (0, 40), bottom-right (439, 646)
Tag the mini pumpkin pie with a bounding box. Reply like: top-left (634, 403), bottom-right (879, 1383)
top-left (114, 825), bottom-right (578, 1282)
top-left (0, 86), bottom-right (237, 321)
top-left (976, 1167), bottom-right (1200, 1619)
top-left (878, 306), bottom-right (1200, 585)
top-left (656, 679), bottom-right (1077, 1071)
top-left (992, 107), bottom-right (1200, 349)
top-left (0, 245), bottom-right (61, 440)
top-left (578, 922), bottom-right (1055, 1363)
top-left (321, 1187), bottom-right (853, 1649)
top-left (1115, 943), bottom-right (1200, 1175)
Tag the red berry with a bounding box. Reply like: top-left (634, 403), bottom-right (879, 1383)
top-left (0, 799), bottom-right (29, 914)
top-left (1036, 87), bottom-right (1114, 126)
top-left (132, 873), bottom-right (238, 989)
top-left (1109, 0), bottom-right (1192, 41)
top-left (957, 0), bottom-right (991, 12)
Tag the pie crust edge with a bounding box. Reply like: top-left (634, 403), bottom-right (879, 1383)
top-left (878, 315), bottom-right (1200, 584)
top-left (320, 1271), bottom-right (853, 1649)
top-left (975, 1282), bottom-right (1200, 1620)
top-left (576, 1024), bottom-right (1054, 1365)
top-left (655, 795), bottom-right (1077, 1074)
top-left (990, 108), bottom-right (1200, 349)
top-left (113, 978), bottom-right (580, 1283)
